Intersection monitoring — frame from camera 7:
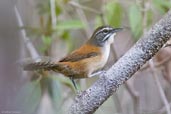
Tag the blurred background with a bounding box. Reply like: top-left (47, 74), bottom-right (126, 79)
top-left (0, 0), bottom-right (171, 114)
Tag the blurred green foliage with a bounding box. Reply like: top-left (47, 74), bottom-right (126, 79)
top-left (105, 1), bottom-right (123, 27)
top-left (43, 76), bottom-right (63, 113)
top-left (95, 1), bottom-right (123, 28)
top-left (152, 0), bottom-right (171, 14)
top-left (129, 4), bottom-right (143, 39)
top-left (40, 35), bottom-right (52, 53)
top-left (146, 9), bottom-right (153, 28)
top-left (128, 0), bottom-right (171, 40)
top-left (56, 20), bottom-right (85, 30)
top-left (16, 80), bottom-right (41, 114)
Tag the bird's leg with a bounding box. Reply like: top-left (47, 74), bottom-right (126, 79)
top-left (70, 77), bottom-right (78, 90)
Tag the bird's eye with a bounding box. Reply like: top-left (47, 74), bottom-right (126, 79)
top-left (103, 30), bottom-right (108, 34)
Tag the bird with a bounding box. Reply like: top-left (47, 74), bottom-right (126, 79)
top-left (23, 26), bottom-right (123, 89)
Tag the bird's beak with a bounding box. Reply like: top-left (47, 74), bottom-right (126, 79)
top-left (107, 28), bottom-right (123, 42)
top-left (112, 28), bottom-right (123, 33)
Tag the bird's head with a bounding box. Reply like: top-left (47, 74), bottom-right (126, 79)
top-left (88, 26), bottom-right (123, 47)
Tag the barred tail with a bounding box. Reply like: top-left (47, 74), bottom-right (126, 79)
top-left (23, 61), bottom-right (59, 71)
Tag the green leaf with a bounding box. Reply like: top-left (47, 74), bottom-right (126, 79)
top-left (129, 5), bottom-right (143, 39)
top-left (152, 0), bottom-right (171, 14)
top-left (47, 76), bottom-right (62, 112)
top-left (55, 3), bottom-right (62, 16)
top-left (56, 20), bottom-right (85, 30)
top-left (105, 2), bottom-right (123, 27)
top-left (40, 35), bottom-right (52, 53)
top-left (56, 31), bottom-right (73, 51)
top-left (16, 80), bottom-right (41, 114)
top-left (40, 36), bottom-right (52, 53)
top-left (42, 35), bottom-right (52, 46)
top-left (61, 31), bottom-right (70, 40)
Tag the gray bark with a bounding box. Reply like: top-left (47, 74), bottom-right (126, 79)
top-left (69, 10), bottom-right (171, 114)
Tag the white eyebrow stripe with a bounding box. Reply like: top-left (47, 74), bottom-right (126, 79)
top-left (95, 27), bottom-right (113, 36)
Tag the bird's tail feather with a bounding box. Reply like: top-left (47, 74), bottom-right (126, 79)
top-left (22, 61), bottom-right (59, 71)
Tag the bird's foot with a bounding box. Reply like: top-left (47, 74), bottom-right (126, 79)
top-left (99, 70), bottom-right (107, 78)
top-left (90, 70), bottom-right (106, 77)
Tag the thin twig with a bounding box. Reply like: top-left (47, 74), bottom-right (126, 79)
top-left (99, 13), bottom-right (107, 26)
top-left (112, 94), bottom-right (123, 113)
top-left (140, 55), bottom-right (171, 71)
top-left (50, 0), bottom-right (57, 29)
top-left (159, 102), bottom-right (171, 114)
top-left (71, 0), bottom-right (92, 37)
top-left (69, 1), bottom-right (101, 14)
top-left (14, 6), bottom-right (39, 58)
top-left (125, 82), bottom-right (140, 114)
top-left (149, 59), bottom-right (171, 114)
top-left (140, 102), bottom-right (171, 114)
top-left (155, 56), bottom-right (171, 67)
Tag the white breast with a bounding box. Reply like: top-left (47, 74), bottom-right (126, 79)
top-left (101, 33), bottom-right (115, 65)
top-left (87, 44), bottom-right (111, 77)
top-left (93, 34), bottom-right (115, 70)
top-left (87, 34), bottom-right (115, 77)
top-left (101, 44), bottom-right (110, 66)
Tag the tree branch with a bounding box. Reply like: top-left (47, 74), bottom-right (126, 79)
top-left (69, 10), bottom-right (171, 114)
